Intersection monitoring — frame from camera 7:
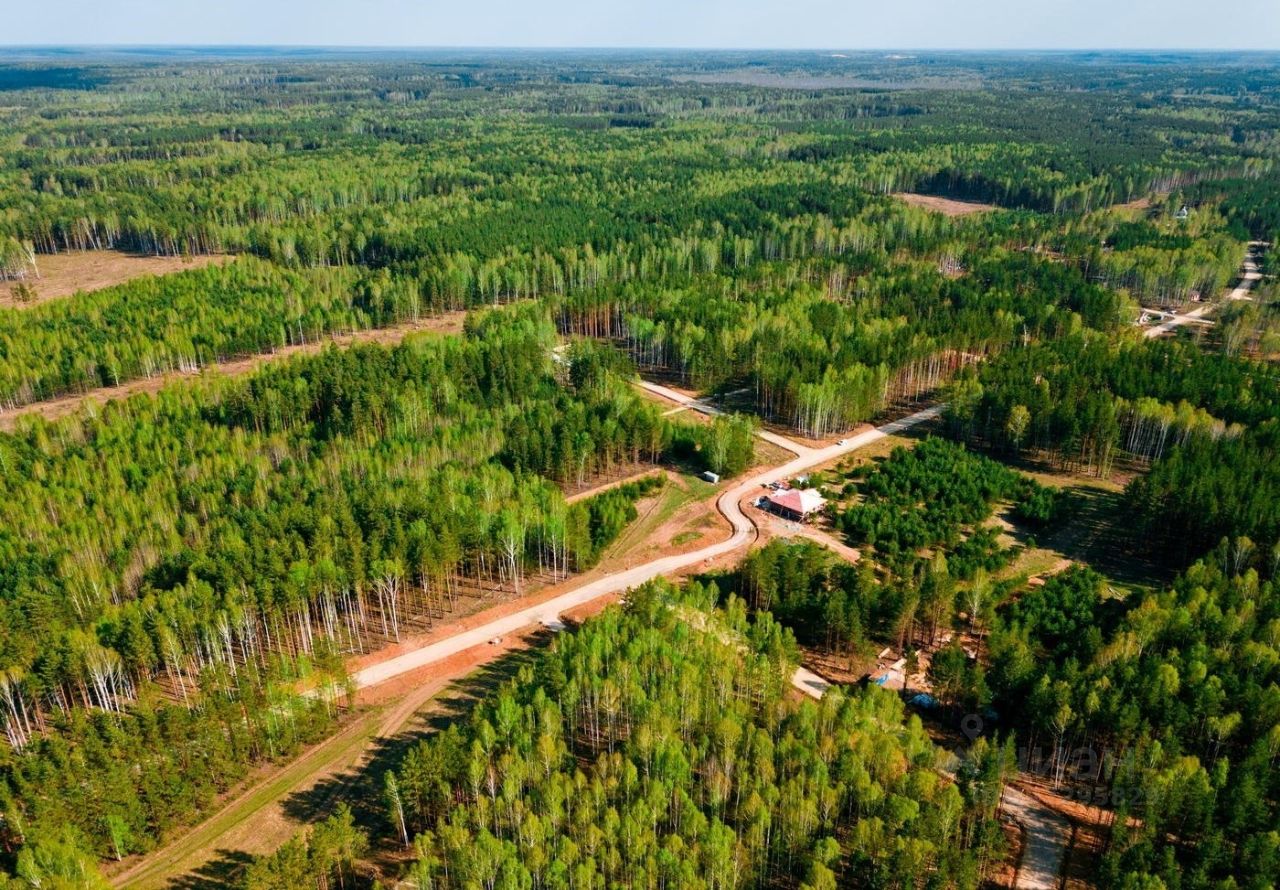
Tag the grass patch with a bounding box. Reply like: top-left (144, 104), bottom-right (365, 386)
top-left (594, 474), bottom-right (717, 567)
top-left (995, 483), bottom-right (1166, 592)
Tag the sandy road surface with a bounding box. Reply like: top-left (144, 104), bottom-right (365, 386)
top-left (116, 387), bottom-right (937, 885)
top-left (110, 634), bottom-right (540, 889)
top-left (352, 403), bottom-right (942, 691)
top-left (637, 380), bottom-right (813, 455)
top-left (346, 378), bottom-right (1056, 885)
top-left (1004, 786), bottom-right (1071, 889)
top-left (1143, 243), bottom-right (1264, 339)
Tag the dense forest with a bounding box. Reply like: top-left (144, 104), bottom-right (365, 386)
top-left (383, 579), bottom-right (1010, 890)
top-left (944, 333), bottom-right (1280, 475)
top-left (0, 48), bottom-right (1277, 888)
top-left (0, 304), bottom-right (698, 871)
top-left (987, 553), bottom-right (1280, 889)
top-left (716, 534), bottom-right (1280, 890)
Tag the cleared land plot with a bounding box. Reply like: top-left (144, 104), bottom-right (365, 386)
top-left (893, 192), bottom-right (997, 216)
top-left (590, 472), bottom-right (723, 573)
top-left (0, 250), bottom-right (230, 308)
top-left (994, 475), bottom-right (1163, 592)
top-left (818, 426), bottom-right (1162, 593)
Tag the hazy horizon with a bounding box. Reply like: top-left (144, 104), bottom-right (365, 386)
top-left (4, 45), bottom-right (1279, 52)
top-left (6, 1), bottom-right (1280, 52)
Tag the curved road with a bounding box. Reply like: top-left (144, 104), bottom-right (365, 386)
top-left (351, 401), bottom-right (942, 691)
top-left (347, 386), bottom-right (1069, 887)
top-left (537, 384), bottom-right (1066, 887)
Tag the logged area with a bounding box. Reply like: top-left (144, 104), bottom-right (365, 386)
top-left (0, 47), bottom-right (1276, 890)
top-left (894, 191), bottom-right (998, 216)
top-left (0, 250), bottom-right (229, 307)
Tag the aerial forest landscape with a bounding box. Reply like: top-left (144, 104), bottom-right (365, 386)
top-left (0, 3), bottom-right (1278, 888)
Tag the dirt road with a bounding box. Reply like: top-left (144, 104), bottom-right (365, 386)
top-left (351, 402), bottom-right (941, 692)
top-left (115, 392), bottom-right (938, 886)
top-left (1226, 242), bottom-right (1266, 301)
top-left (636, 380), bottom-right (813, 455)
top-left (110, 633), bottom-right (543, 889)
top-left (1004, 785), bottom-right (1071, 890)
top-left (1142, 242), bottom-right (1264, 339)
top-left (750, 500), bottom-right (863, 565)
top-left (111, 707), bottom-right (390, 888)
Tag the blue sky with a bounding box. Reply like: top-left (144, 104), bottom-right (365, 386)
top-left (6, 0), bottom-right (1280, 49)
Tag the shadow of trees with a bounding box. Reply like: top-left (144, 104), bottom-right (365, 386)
top-left (161, 849), bottom-right (256, 890)
top-left (155, 638), bottom-right (553, 888)
top-left (1014, 484), bottom-right (1169, 587)
top-left (279, 637), bottom-right (549, 838)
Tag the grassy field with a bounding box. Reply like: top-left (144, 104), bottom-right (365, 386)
top-left (592, 472), bottom-right (720, 568)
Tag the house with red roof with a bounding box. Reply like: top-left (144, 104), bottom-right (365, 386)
top-left (765, 487), bottom-right (826, 522)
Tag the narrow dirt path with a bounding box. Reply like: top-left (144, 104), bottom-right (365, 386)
top-left (0, 312), bottom-right (468, 430)
top-left (635, 379), bottom-right (813, 455)
top-left (564, 468), bottom-right (670, 504)
top-left (110, 708), bottom-right (389, 888)
top-left (109, 633), bottom-right (535, 889)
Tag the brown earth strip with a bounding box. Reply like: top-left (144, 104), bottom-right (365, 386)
top-left (109, 630), bottom-right (546, 889)
top-left (0, 250), bottom-right (231, 308)
top-left (893, 192), bottom-right (997, 216)
top-left (0, 312), bottom-right (468, 430)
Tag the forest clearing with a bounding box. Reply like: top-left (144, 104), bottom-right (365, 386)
top-left (893, 192), bottom-right (999, 216)
top-left (0, 250), bottom-right (229, 308)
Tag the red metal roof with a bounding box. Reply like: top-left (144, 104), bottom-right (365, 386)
top-left (767, 488), bottom-right (826, 515)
